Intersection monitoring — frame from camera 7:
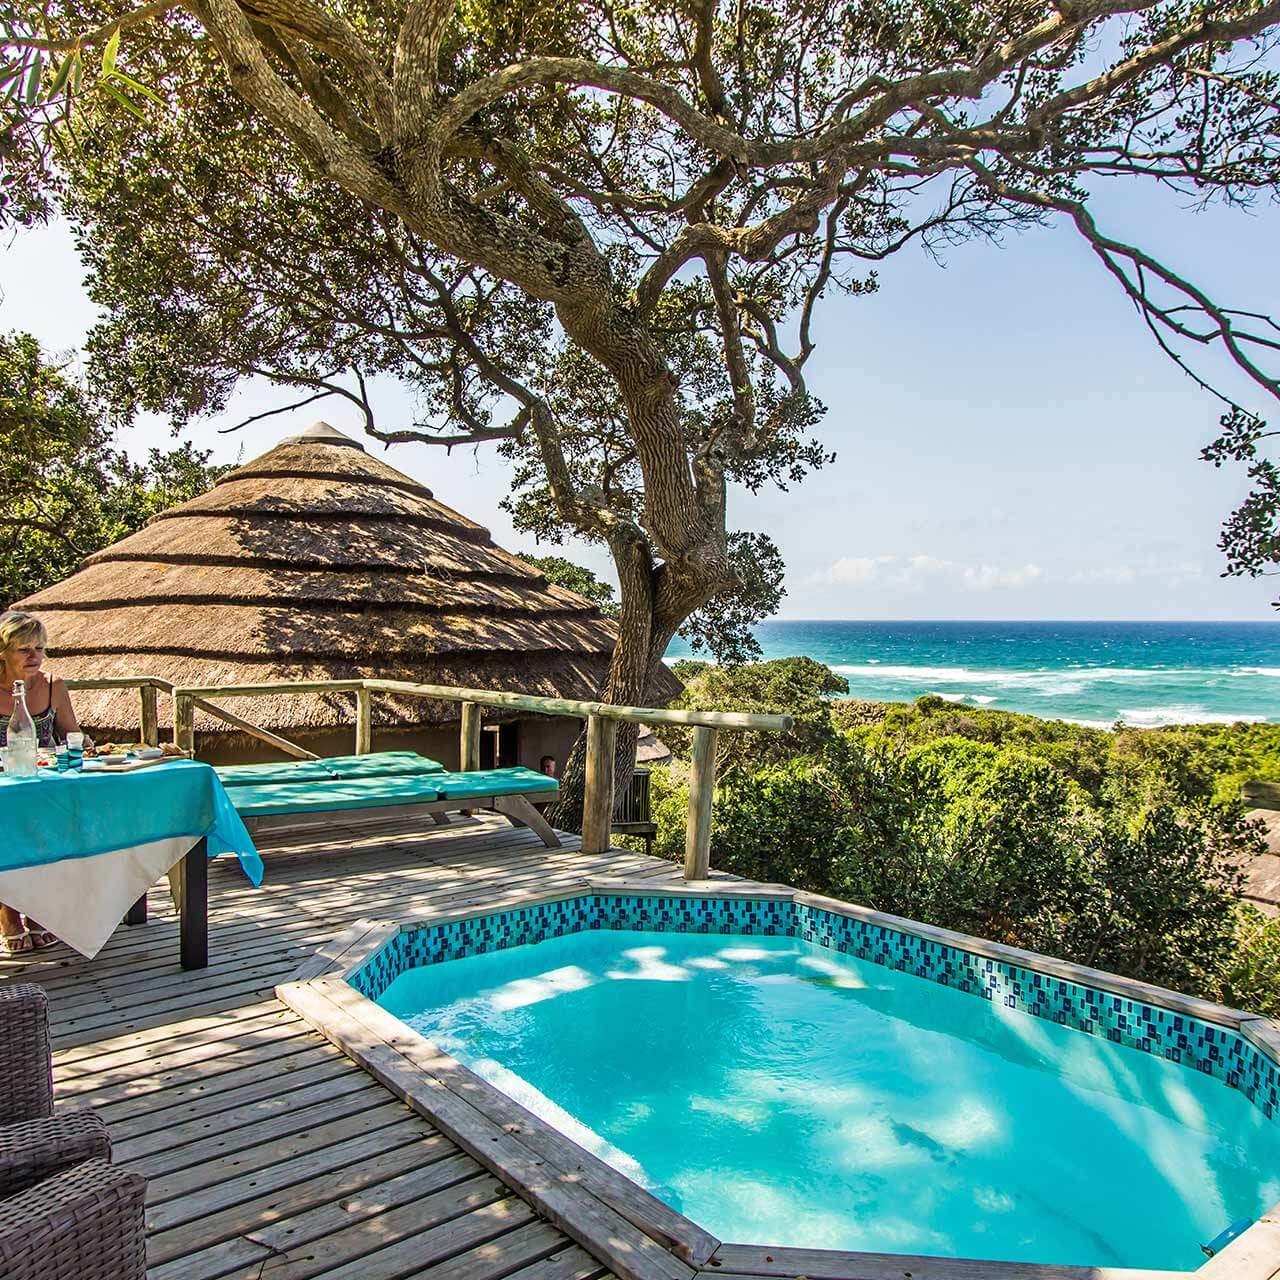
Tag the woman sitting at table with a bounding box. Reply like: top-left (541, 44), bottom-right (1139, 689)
top-left (0, 610), bottom-right (81, 955)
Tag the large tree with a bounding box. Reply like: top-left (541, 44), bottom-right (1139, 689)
top-left (9, 0), bottom-right (1280, 808)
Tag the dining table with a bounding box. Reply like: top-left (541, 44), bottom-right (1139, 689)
top-left (0, 758), bottom-right (264, 967)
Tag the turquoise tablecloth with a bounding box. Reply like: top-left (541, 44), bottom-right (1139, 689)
top-left (0, 759), bottom-right (265, 883)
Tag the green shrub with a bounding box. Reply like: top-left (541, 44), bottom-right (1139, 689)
top-left (1063, 802), bottom-right (1256, 998)
top-left (647, 663), bottom-right (1279, 1011)
top-left (664, 656), bottom-right (849, 770)
top-left (1223, 907), bottom-right (1280, 1018)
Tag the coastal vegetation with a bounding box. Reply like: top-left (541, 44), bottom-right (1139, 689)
top-left (650, 658), bottom-right (1280, 1016)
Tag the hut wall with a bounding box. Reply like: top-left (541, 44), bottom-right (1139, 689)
top-left (192, 724), bottom-right (461, 767)
top-left (186, 716), bottom-right (583, 771)
top-left (517, 717), bottom-right (581, 775)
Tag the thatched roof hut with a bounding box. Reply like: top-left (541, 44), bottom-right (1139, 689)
top-left (17, 422), bottom-right (677, 758)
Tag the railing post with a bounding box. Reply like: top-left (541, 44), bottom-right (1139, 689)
top-left (355, 687), bottom-right (372, 755)
top-left (684, 725), bottom-right (719, 880)
top-left (460, 701), bottom-right (482, 771)
top-left (139, 682), bottom-right (159, 747)
top-left (581, 713), bottom-right (618, 855)
top-left (174, 692), bottom-right (195, 757)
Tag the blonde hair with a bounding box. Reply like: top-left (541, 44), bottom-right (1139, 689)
top-left (0, 611), bottom-right (48, 661)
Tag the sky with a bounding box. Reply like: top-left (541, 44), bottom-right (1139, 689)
top-left (2, 176), bottom-right (1278, 623)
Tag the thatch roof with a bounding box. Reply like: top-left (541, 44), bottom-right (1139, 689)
top-left (17, 422), bottom-right (679, 736)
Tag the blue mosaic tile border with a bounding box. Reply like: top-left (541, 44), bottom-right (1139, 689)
top-left (792, 904), bottom-right (1280, 1119)
top-left (347, 894), bottom-right (790, 1000)
top-left (345, 894), bottom-right (1280, 1120)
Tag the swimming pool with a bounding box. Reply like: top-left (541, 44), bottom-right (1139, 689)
top-left (284, 887), bottom-right (1280, 1278)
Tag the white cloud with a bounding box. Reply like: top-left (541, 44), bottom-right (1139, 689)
top-left (812, 555), bottom-right (895, 586)
top-left (810, 554), bottom-right (1043, 592)
top-left (961, 562), bottom-right (1043, 590)
top-left (1068, 561), bottom-right (1203, 586)
top-left (1069, 565), bottom-right (1138, 585)
top-left (813, 555), bottom-right (1207, 595)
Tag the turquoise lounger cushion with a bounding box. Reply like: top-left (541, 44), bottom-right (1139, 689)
top-left (228, 774), bottom-right (445, 818)
top-left (429, 767), bottom-right (560, 800)
top-left (324, 752), bottom-right (446, 779)
top-left (216, 751), bottom-right (444, 787)
top-left (227, 763), bottom-right (557, 819)
top-left (215, 759), bottom-right (342, 786)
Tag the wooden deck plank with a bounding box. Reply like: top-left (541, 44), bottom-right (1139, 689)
top-left (145, 1118), bottom-right (439, 1234)
top-left (93, 1042), bottom-right (342, 1124)
top-left (146, 1134), bottom-right (457, 1263)
top-left (113, 1066), bottom-right (387, 1161)
top-left (145, 1101), bottom-right (420, 1206)
top-left (395, 1220), bottom-right (572, 1280)
top-left (54, 1000), bottom-right (300, 1069)
top-left (99, 1043), bottom-right (350, 1129)
top-left (0, 813), bottom-right (697, 1280)
top-left (225, 1185), bottom-right (529, 1280)
top-left (500, 1244), bottom-right (614, 1280)
top-left (128, 1078), bottom-right (391, 1179)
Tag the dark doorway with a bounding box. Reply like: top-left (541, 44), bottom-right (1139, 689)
top-left (480, 722), bottom-right (519, 769)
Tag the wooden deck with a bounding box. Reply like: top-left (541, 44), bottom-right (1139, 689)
top-left (9, 811), bottom-right (1264, 1280)
top-left (0, 811), bottom-right (691, 1280)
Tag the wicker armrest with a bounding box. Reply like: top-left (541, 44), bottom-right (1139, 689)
top-left (0, 1158), bottom-right (145, 1280)
top-left (0, 1113), bottom-right (111, 1199)
top-left (0, 987), bottom-right (53, 1124)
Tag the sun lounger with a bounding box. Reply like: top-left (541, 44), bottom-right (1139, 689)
top-left (215, 751), bottom-right (445, 786)
top-left (225, 759), bottom-right (562, 848)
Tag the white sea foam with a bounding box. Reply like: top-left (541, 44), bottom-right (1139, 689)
top-left (1239, 667), bottom-right (1280, 678)
top-left (1115, 707), bottom-right (1268, 728)
top-left (833, 663), bottom-right (1183, 684)
top-left (831, 663), bottom-right (1202, 699)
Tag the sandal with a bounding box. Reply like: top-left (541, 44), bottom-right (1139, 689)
top-left (1, 930), bottom-right (33, 956)
top-left (22, 919), bottom-right (57, 951)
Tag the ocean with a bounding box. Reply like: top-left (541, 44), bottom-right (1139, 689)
top-left (664, 621), bottom-right (1280, 727)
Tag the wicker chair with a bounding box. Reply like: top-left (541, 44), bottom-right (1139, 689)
top-left (0, 985), bottom-right (146, 1280)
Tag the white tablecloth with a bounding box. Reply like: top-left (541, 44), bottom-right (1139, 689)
top-left (0, 836), bottom-right (198, 958)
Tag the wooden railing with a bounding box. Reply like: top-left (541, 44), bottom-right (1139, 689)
top-left (64, 676), bottom-right (175, 749)
top-left (169, 677), bottom-right (793, 878)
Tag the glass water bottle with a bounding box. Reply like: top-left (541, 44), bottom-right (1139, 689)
top-left (6, 680), bottom-right (38, 778)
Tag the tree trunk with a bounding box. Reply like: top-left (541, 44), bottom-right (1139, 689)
top-left (548, 529), bottom-right (724, 835)
top-left (539, 294), bottom-right (734, 835)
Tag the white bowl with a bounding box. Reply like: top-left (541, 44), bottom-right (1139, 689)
top-left (135, 748), bottom-right (164, 760)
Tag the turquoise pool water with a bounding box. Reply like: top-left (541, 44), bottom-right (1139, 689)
top-left (377, 930), bottom-right (1280, 1270)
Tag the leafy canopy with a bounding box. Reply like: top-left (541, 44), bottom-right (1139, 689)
top-left (515, 552), bottom-right (619, 616)
top-left (9, 0), bottom-right (1280, 682)
top-left (0, 330), bottom-right (227, 605)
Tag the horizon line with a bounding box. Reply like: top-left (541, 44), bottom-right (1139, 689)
top-left (731, 617), bottom-right (1280, 625)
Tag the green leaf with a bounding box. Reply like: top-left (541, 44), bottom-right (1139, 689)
top-left (102, 27), bottom-right (120, 76)
top-left (107, 69), bottom-right (163, 107)
top-left (48, 54), bottom-right (73, 98)
top-left (24, 53), bottom-right (42, 106)
top-left (71, 50), bottom-right (83, 95)
top-left (0, 62), bottom-right (24, 91)
top-left (101, 81), bottom-right (145, 120)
